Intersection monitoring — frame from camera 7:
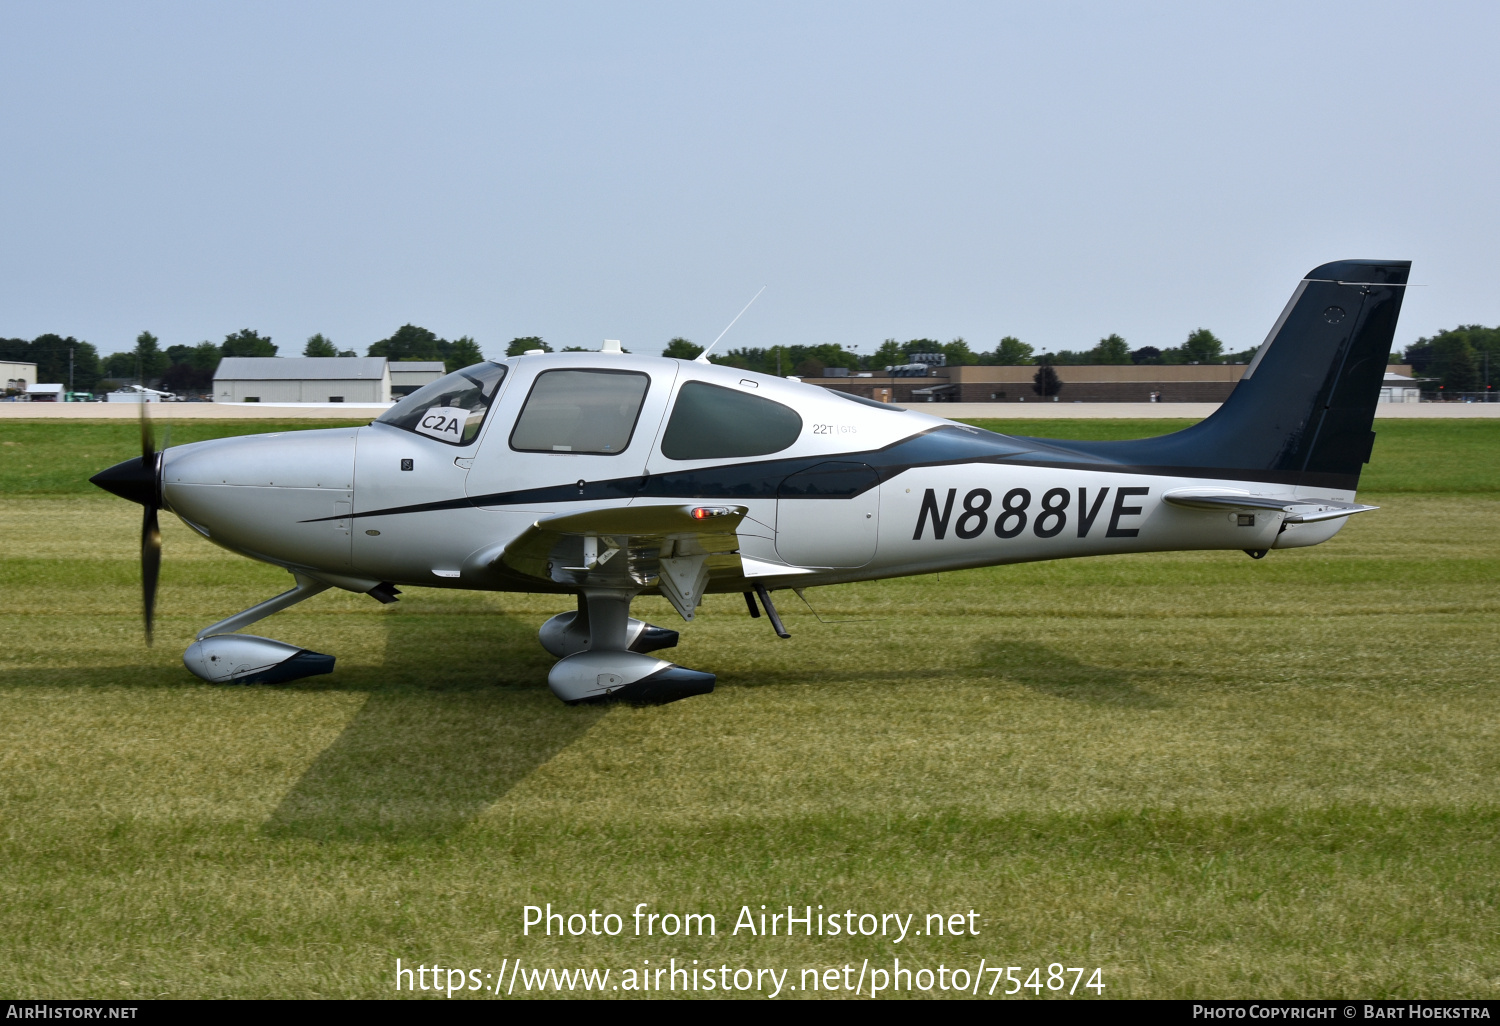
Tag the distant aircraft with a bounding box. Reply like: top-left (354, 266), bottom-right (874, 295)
top-left (92, 260), bottom-right (1408, 703)
top-left (107, 384), bottom-right (177, 403)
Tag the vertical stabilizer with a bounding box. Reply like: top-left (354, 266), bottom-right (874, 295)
top-left (1029, 260), bottom-right (1410, 490)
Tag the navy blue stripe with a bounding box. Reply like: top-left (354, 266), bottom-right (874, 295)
top-left (301, 424), bottom-right (1348, 524)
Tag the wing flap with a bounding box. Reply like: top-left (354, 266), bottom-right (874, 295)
top-left (537, 503), bottom-right (747, 537)
top-left (497, 503), bottom-right (749, 619)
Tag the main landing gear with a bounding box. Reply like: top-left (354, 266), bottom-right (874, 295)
top-left (180, 578), bottom-right (716, 704)
top-left (538, 589), bottom-right (715, 704)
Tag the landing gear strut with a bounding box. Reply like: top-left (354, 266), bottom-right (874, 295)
top-left (540, 589), bottom-right (715, 704)
top-left (181, 572), bottom-right (340, 684)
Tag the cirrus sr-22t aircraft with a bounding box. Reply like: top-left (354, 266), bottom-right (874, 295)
top-left (93, 259), bottom-right (1409, 704)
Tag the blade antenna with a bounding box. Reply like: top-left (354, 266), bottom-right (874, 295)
top-left (793, 588), bottom-right (881, 624)
top-left (695, 285), bottom-right (767, 364)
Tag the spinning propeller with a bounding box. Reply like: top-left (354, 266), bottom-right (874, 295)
top-left (89, 400), bottom-right (164, 644)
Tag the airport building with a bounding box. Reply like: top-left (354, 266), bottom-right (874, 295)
top-left (214, 357), bottom-right (391, 403)
top-left (389, 361), bottom-right (447, 397)
top-left (211, 357), bottom-right (445, 403)
top-left (1379, 370), bottom-right (1422, 403)
top-left (25, 383), bottom-right (67, 402)
top-left (2, 360), bottom-right (37, 393)
top-left (803, 363), bottom-right (1420, 404)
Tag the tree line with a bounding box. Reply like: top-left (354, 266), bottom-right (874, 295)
top-left (606, 328), bottom-right (1252, 377)
top-left (1, 325), bottom-right (485, 395)
top-left (0, 335), bottom-right (104, 392)
top-left (642, 325), bottom-right (1494, 393)
top-left (5, 321), bottom-right (1494, 396)
top-left (1402, 325), bottom-right (1498, 393)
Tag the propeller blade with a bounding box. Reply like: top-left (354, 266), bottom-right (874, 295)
top-left (142, 505), bottom-right (161, 646)
top-left (93, 394), bottom-right (166, 646)
top-left (138, 391), bottom-right (162, 645)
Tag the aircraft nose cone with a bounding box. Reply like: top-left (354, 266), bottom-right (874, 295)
top-left (91, 456), bottom-right (159, 506)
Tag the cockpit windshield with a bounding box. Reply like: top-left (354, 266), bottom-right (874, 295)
top-left (376, 362), bottom-right (508, 446)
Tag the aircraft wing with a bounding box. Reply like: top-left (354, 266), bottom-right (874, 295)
top-left (499, 503), bottom-right (750, 621)
top-left (1162, 489), bottom-right (1378, 524)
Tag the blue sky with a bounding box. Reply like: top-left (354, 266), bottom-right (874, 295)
top-left (2, 1), bottom-right (1496, 359)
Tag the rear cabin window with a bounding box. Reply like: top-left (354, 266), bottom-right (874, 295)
top-left (509, 369), bottom-right (650, 454)
top-left (660, 381), bottom-right (803, 460)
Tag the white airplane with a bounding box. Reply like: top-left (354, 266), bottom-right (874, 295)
top-left (93, 259), bottom-right (1408, 703)
top-left (107, 384), bottom-right (177, 403)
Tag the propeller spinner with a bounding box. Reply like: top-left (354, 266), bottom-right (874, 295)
top-left (89, 402), bottom-right (163, 644)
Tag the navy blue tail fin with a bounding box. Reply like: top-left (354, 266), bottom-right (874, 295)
top-left (1035, 259), bottom-right (1410, 490)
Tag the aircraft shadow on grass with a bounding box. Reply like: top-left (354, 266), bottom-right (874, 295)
top-left (25, 619), bottom-right (1161, 843)
top-left (709, 636), bottom-right (1168, 708)
top-left (262, 610), bottom-right (607, 843)
top-left (973, 640), bottom-right (1172, 709)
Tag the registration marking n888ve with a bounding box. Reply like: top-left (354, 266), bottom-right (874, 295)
top-left (913, 486), bottom-right (1149, 541)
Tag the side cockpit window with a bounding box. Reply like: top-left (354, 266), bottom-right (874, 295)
top-left (376, 362), bottom-right (507, 446)
top-left (510, 369), bottom-right (650, 454)
top-left (660, 381), bottom-right (803, 460)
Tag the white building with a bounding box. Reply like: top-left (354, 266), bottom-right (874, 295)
top-left (1379, 371), bottom-right (1422, 403)
top-left (388, 361), bottom-right (446, 397)
top-left (3, 360), bottom-right (37, 394)
top-left (213, 357), bottom-right (392, 403)
top-left (25, 383), bottom-right (66, 402)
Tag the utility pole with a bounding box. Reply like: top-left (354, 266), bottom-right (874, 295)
top-left (68, 347), bottom-right (74, 392)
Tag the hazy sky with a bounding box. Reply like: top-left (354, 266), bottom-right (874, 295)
top-left (2, 1), bottom-right (1496, 359)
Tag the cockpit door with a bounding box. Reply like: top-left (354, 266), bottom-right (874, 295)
top-left (463, 360), bottom-right (678, 513)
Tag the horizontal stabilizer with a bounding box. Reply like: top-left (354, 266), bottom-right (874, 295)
top-left (1163, 489), bottom-right (1378, 524)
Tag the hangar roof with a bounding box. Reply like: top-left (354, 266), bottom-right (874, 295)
top-left (214, 357), bottom-right (389, 381)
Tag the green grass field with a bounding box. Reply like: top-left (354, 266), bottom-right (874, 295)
top-left (1, 418), bottom-right (1497, 999)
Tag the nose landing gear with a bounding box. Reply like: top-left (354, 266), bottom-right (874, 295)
top-left (181, 572), bottom-right (344, 685)
top-left (541, 589), bottom-right (714, 704)
top-left (183, 634), bottom-right (334, 684)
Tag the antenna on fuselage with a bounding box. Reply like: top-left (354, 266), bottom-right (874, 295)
top-left (694, 285), bottom-right (767, 364)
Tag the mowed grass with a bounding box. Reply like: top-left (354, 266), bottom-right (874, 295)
top-left (0, 420), bottom-right (371, 495)
top-left (1, 418), bottom-right (1498, 999)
